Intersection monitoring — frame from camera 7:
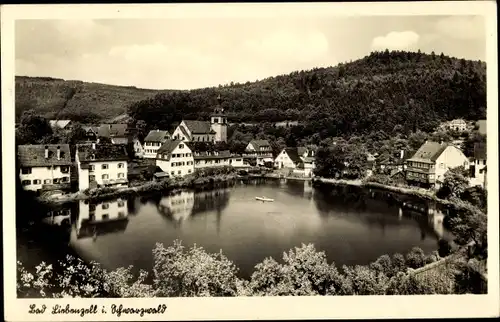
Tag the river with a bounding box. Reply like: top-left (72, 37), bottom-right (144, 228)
top-left (38, 178), bottom-right (450, 279)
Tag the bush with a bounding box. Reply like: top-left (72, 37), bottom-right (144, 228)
top-left (405, 247), bottom-right (426, 269)
top-left (438, 239), bottom-right (452, 257)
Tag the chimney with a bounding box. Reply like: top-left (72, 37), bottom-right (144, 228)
top-left (400, 150), bottom-right (404, 159)
top-left (44, 146), bottom-right (49, 159)
top-left (57, 146), bottom-right (61, 160)
top-left (92, 142), bottom-right (96, 150)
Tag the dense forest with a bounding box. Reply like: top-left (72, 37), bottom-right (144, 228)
top-left (15, 76), bottom-right (167, 122)
top-left (127, 50), bottom-right (486, 142)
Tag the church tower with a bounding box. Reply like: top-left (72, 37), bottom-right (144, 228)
top-left (210, 94), bottom-right (227, 143)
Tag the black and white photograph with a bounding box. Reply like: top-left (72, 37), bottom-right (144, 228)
top-left (2, 2), bottom-right (499, 321)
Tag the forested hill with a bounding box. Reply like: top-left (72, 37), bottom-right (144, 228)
top-left (128, 50), bottom-right (486, 138)
top-left (15, 76), bottom-right (168, 123)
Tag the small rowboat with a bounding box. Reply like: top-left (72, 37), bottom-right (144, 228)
top-left (256, 196), bottom-right (274, 202)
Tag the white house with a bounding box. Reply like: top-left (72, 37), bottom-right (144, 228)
top-left (172, 108), bottom-right (227, 143)
top-left (143, 130), bottom-right (171, 159)
top-left (132, 137), bottom-right (145, 158)
top-left (76, 199), bottom-right (129, 239)
top-left (406, 141), bottom-right (470, 188)
top-left (156, 140), bottom-right (195, 177)
top-left (243, 139), bottom-right (274, 165)
top-left (76, 143), bottom-right (129, 191)
top-left (469, 142), bottom-right (487, 188)
top-left (229, 155), bottom-right (246, 168)
top-left (274, 147), bottom-right (305, 169)
top-left (18, 144), bottom-right (72, 193)
top-left (192, 148), bottom-right (232, 169)
top-left (440, 119), bottom-right (468, 132)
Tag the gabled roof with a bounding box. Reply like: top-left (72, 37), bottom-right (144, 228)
top-left (179, 126), bottom-right (191, 140)
top-left (144, 130), bottom-right (171, 142)
top-left (77, 144), bottom-right (128, 162)
top-left (82, 126), bottom-right (99, 134)
top-left (408, 141), bottom-right (449, 163)
top-left (249, 139), bottom-right (271, 150)
top-left (49, 120), bottom-right (72, 129)
top-left (98, 124), bottom-right (128, 138)
top-left (183, 120), bottom-right (215, 134)
top-left (156, 139), bottom-right (184, 159)
top-left (283, 147), bottom-right (303, 165)
top-left (474, 142), bottom-right (486, 160)
top-left (18, 144), bottom-right (72, 167)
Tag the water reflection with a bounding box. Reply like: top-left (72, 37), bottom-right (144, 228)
top-left (75, 199), bottom-right (129, 239)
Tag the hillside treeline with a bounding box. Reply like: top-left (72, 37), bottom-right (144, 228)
top-left (127, 50), bottom-right (486, 142)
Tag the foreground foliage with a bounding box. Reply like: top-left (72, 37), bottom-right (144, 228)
top-left (17, 241), bottom-right (485, 298)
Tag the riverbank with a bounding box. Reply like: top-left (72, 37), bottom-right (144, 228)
top-left (38, 172), bottom-right (241, 206)
top-left (312, 177), bottom-right (486, 215)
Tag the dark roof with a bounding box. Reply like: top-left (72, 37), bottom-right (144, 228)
top-left (284, 147), bottom-right (303, 165)
top-left (98, 124), bottom-right (128, 138)
top-left (192, 150), bottom-right (231, 160)
top-left (18, 144), bottom-right (72, 167)
top-left (474, 142), bottom-right (486, 160)
top-left (144, 130), bottom-right (171, 142)
top-left (476, 120), bottom-right (487, 135)
top-left (183, 120), bottom-right (215, 134)
top-left (249, 139), bottom-right (271, 150)
top-left (154, 172), bottom-right (170, 178)
top-left (179, 126), bottom-right (191, 139)
top-left (77, 144), bottom-right (128, 162)
top-left (408, 141), bottom-right (449, 163)
top-left (156, 139), bottom-right (183, 158)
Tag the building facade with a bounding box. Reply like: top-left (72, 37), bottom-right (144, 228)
top-left (243, 139), bottom-right (274, 166)
top-left (406, 141), bottom-right (469, 187)
top-left (156, 140), bottom-right (195, 177)
top-left (76, 143), bottom-right (129, 191)
top-left (274, 147), bottom-right (304, 169)
top-left (469, 142), bottom-right (487, 188)
top-left (143, 130), bottom-right (171, 159)
top-left (17, 144), bottom-right (72, 194)
top-left (172, 108), bottom-right (227, 143)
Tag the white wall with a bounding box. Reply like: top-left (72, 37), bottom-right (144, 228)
top-left (156, 142), bottom-right (195, 177)
top-left (77, 159), bottom-right (128, 191)
top-left (210, 116), bottom-right (227, 142)
top-left (111, 137), bottom-right (128, 145)
top-left (133, 139), bottom-right (144, 158)
top-left (143, 142), bottom-right (163, 159)
top-left (274, 150), bottom-right (297, 169)
top-left (229, 157), bottom-right (245, 168)
top-left (19, 165), bottom-right (71, 191)
top-left (194, 157), bottom-right (231, 169)
top-left (434, 146), bottom-right (470, 182)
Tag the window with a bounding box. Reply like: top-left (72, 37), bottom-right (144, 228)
top-left (118, 173), bottom-right (124, 178)
top-left (89, 204), bottom-right (96, 212)
top-left (61, 166), bottom-right (69, 173)
top-left (89, 175), bottom-right (96, 182)
top-left (89, 165), bottom-right (95, 171)
top-left (118, 163), bottom-right (124, 168)
top-left (102, 164), bottom-right (108, 169)
top-left (483, 160), bottom-right (486, 165)
top-left (179, 144), bottom-right (184, 149)
top-left (60, 151), bottom-right (65, 159)
top-left (47, 166), bottom-right (52, 170)
top-left (188, 169), bottom-right (192, 174)
top-left (102, 203), bottom-right (109, 210)
top-left (53, 178), bottom-right (60, 184)
top-left (102, 214), bottom-right (109, 220)
top-left (21, 180), bottom-right (31, 186)
top-left (178, 170), bottom-right (181, 175)
top-left (21, 167), bottom-right (31, 174)
top-left (102, 174), bottom-right (109, 180)
top-left (118, 200), bottom-right (125, 207)
top-left (44, 179), bottom-right (51, 184)
top-left (171, 171), bottom-right (175, 175)
top-left (89, 214), bottom-right (96, 221)
top-left (33, 179), bottom-right (41, 185)
top-left (440, 163), bottom-right (444, 169)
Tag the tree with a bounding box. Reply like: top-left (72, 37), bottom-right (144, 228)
top-left (439, 166), bottom-right (470, 199)
top-left (405, 247), bottom-right (426, 269)
top-left (16, 112), bottom-right (54, 145)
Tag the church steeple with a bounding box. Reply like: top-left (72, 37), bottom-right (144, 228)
top-left (210, 94), bottom-right (227, 142)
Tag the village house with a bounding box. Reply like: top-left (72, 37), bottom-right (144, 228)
top-left (440, 119), bottom-right (468, 132)
top-left (132, 137), bottom-right (145, 158)
top-left (274, 147), bottom-right (304, 170)
top-left (375, 149), bottom-right (415, 175)
top-left (81, 125), bottom-right (100, 143)
top-left (155, 139), bottom-right (195, 177)
top-left (76, 199), bottom-right (129, 239)
top-left (469, 142), bottom-right (487, 188)
top-left (405, 141), bottom-right (469, 188)
top-left (172, 107), bottom-right (227, 143)
top-left (143, 130), bottom-right (171, 159)
top-left (17, 144), bottom-right (72, 194)
top-left (98, 123), bottom-right (129, 145)
top-left (49, 120), bottom-right (72, 131)
top-left (243, 139), bottom-right (274, 166)
top-left (75, 143), bottom-right (129, 191)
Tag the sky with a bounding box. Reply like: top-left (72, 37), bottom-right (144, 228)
top-left (15, 15), bottom-right (486, 90)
